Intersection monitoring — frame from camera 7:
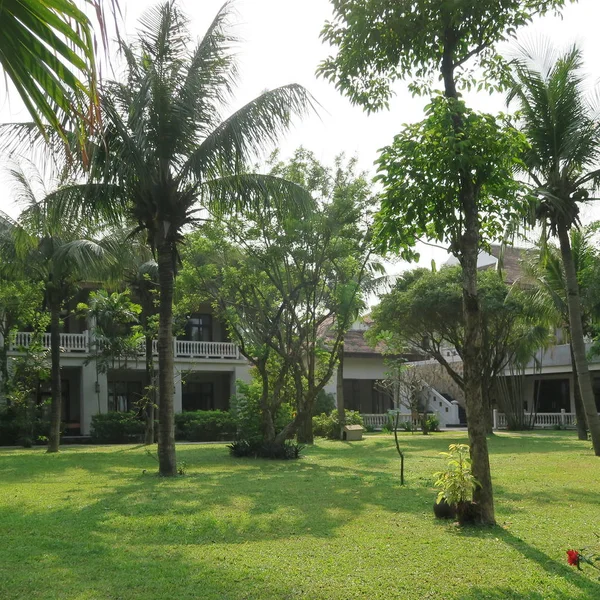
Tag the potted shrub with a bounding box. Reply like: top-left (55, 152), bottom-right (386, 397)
top-left (433, 443), bottom-right (481, 523)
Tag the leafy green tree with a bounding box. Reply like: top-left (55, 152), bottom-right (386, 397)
top-left (0, 162), bottom-right (117, 453)
top-left (507, 43), bottom-right (600, 454)
top-left (0, 279), bottom-right (45, 399)
top-left (369, 266), bottom-right (550, 429)
top-left (70, 2), bottom-right (312, 475)
top-left (318, 0), bottom-right (572, 525)
top-left (180, 149), bottom-right (376, 444)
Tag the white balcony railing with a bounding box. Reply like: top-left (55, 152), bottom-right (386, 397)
top-left (494, 410), bottom-right (585, 429)
top-left (10, 331), bottom-right (89, 353)
top-left (8, 331), bottom-right (240, 360)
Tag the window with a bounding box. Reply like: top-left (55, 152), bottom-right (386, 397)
top-left (185, 314), bottom-right (212, 342)
top-left (108, 381), bottom-right (143, 412)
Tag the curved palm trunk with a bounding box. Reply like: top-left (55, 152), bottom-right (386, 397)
top-left (557, 224), bottom-right (600, 455)
top-left (156, 242), bottom-right (177, 475)
top-left (569, 343), bottom-right (588, 441)
top-left (47, 299), bottom-right (62, 453)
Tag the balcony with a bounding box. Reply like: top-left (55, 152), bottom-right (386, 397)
top-left (10, 331), bottom-right (89, 353)
top-left (9, 332), bottom-right (240, 360)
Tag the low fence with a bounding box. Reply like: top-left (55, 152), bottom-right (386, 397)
top-left (362, 412), bottom-right (431, 430)
top-left (493, 409), bottom-right (580, 430)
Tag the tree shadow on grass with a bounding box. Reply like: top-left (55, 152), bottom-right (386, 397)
top-left (449, 525), bottom-right (600, 599)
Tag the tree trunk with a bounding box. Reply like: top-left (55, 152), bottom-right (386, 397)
top-left (47, 297), bottom-right (62, 453)
top-left (441, 36), bottom-right (495, 524)
top-left (569, 342), bottom-right (588, 440)
top-left (557, 224), bottom-right (600, 454)
top-left (156, 240), bottom-right (177, 475)
top-left (296, 406), bottom-right (313, 444)
top-left (337, 344), bottom-right (346, 439)
top-left (144, 334), bottom-right (155, 445)
top-left (461, 202), bottom-right (495, 525)
top-left (260, 365), bottom-right (276, 441)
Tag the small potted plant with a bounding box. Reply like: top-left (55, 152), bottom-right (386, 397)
top-left (433, 443), bottom-right (481, 523)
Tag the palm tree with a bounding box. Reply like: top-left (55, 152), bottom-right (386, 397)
top-left (0, 162), bottom-right (117, 452)
top-left (0, 0), bottom-right (100, 142)
top-left (519, 229), bottom-right (600, 439)
top-left (508, 41), bottom-right (600, 454)
top-left (71, 1), bottom-right (313, 475)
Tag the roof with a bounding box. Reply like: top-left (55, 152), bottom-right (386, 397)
top-left (486, 244), bottom-right (529, 285)
top-left (445, 244), bottom-right (530, 285)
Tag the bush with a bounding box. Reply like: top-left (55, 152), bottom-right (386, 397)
top-left (90, 412), bottom-right (145, 444)
top-left (230, 379), bottom-right (295, 442)
top-left (423, 414), bottom-right (440, 434)
top-left (0, 404), bottom-right (52, 446)
top-left (174, 410), bottom-right (236, 442)
top-left (312, 409), bottom-right (363, 439)
top-left (228, 439), bottom-right (304, 460)
top-left (312, 391), bottom-right (335, 416)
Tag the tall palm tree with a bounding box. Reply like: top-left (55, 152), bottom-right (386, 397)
top-left (0, 0), bottom-right (100, 143)
top-left (0, 162), bottom-right (117, 452)
top-left (508, 41), bottom-right (600, 454)
top-left (519, 229), bottom-right (600, 439)
top-left (70, 1), bottom-right (313, 475)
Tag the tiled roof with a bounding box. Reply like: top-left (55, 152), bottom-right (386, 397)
top-left (485, 244), bottom-right (529, 284)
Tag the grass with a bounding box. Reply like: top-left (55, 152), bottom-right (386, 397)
top-left (0, 431), bottom-right (598, 599)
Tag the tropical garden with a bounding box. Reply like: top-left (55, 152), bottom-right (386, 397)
top-left (1, 0), bottom-right (600, 597)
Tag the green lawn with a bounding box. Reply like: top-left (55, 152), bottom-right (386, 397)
top-left (0, 431), bottom-right (598, 599)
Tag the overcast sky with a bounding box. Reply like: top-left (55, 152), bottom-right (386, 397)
top-left (1, 0), bottom-right (600, 270)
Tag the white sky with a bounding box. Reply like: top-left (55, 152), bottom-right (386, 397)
top-left (1, 0), bottom-right (600, 271)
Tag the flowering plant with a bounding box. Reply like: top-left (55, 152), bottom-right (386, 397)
top-left (566, 536), bottom-right (600, 576)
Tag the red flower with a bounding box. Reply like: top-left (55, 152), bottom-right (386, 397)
top-left (566, 550), bottom-right (580, 566)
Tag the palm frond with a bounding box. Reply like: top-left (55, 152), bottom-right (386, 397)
top-left (183, 85), bottom-right (317, 181)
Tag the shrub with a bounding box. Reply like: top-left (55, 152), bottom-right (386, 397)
top-left (174, 410), bottom-right (236, 442)
top-left (312, 391), bottom-right (335, 416)
top-left (228, 439), bottom-right (304, 459)
top-left (312, 409), bottom-right (363, 439)
top-left (0, 404), bottom-right (52, 446)
top-left (424, 414), bottom-right (440, 433)
top-left (90, 412), bottom-right (145, 444)
top-left (230, 379), bottom-right (295, 442)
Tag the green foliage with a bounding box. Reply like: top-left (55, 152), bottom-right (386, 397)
top-left (90, 412), bottom-right (145, 444)
top-left (78, 289), bottom-right (143, 372)
top-left (0, 0), bottom-right (98, 140)
top-left (423, 414), bottom-right (440, 434)
top-left (174, 411), bottom-right (236, 442)
top-left (374, 96), bottom-right (528, 259)
top-left (434, 444), bottom-right (481, 505)
top-left (0, 404), bottom-right (51, 447)
top-left (312, 391), bottom-right (336, 417)
top-left (312, 409), bottom-right (363, 439)
top-left (227, 439), bottom-right (304, 460)
top-left (179, 148), bottom-right (378, 441)
top-left (318, 0), bottom-right (571, 109)
top-left (229, 379), bottom-right (294, 442)
top-left (370, 265), bottom-right (550, 393)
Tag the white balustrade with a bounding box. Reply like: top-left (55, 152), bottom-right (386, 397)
top-left (493, 409), bottom-right (596, 430)
top-left (10, 331), bottom-right (89, 352)
top-left (10, 332), bottom-right (240, 360)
